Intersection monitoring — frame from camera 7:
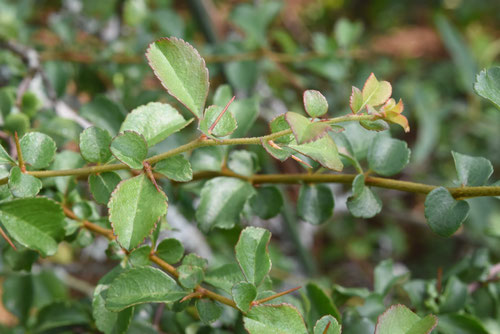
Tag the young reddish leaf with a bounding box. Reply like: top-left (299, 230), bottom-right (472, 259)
top-left (362, 73), bottom-right (392, 108)
top-left (285, 112), bottom-right (331, 144)
top-left (303, 90), bottom-right (328, 118)
top-left (380, 98), bottom-right (410, 132)
top-left (146, 37), bottom-right (209, 118)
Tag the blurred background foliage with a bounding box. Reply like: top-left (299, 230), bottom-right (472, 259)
top-left (0, 0), bottom-right (499, 332)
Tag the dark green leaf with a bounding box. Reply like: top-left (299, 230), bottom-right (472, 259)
top-left (439, 276), bottom-right (467, 313)
top-left (346, 174), bottom-right (382, 218)
top-left (0, 144), bottom-right (14, 165)
top-left (110, 131), bottom-right (148, 170)
top-left (156, 238), bottom-right (184, 264)
top-left (452, 151), bottom-right (493, 186)
top-left (298, 184), bottom-right (334, 225)
top-left (367, 135), bottom-right (411, 176)
top-left (34, 301), bottom-right (91, 332)
top-left (89, 172), bottom-right (121, 205)
top-left (20, 132), bottom-right (57, 169)
top-left (474, 66), bottom-right (500, 109)
top-left (306, 283), bottom-right (341, 327)
top-left (2, 273), bottom-right (33, 324)
top-left (2, 244), bottom-right (38, 271)
top-left (270, 114), bottom-right (294, 144)
top-left (229, 97), bottom-right (259, 138)
top-left (235, 227), bottom-right (272, 286)
top-left (80, 95), bottom-right (125, 135)
top-left (79, 126), bottom-right (112, 163)
top-left (8, 166), bottom-right (42, 197)
top-left (154, 155), bottom-right (193, 182)
top-left (424, 187), bottom-right (469, 237)
top-left (196, 299), bottom-right (223, 324)
top-left (360, 119), bottom-right (389, 132)
top-left (249, 186), bottom-right (284, 219)
top-left (437, 313), bottom-right (488, 334)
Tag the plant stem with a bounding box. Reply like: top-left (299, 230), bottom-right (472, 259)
top-left (14, 132), bottom-right (25, 172)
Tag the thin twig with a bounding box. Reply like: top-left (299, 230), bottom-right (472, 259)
top-left (14, 132), bottom-right (25, 172)
top-left (252, 286), bottom-right (301, 306)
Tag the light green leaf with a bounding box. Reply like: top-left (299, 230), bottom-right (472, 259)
top-left (199, 105), bottom-right (237, 137)
top-left (89, 172), bottom-right (121, 205)
top-left (314, 315), bottom-right (342, 334)
top-left (79, 126), bottom-right (112, 163)
top-left (235, 227), bottom-right (272, 286)
top-left (232, 282), bottom-right (257, 313)
top-left (108, 174), bottom-right (167, 250)
top-left (362, 73), bottom-right (392, 108)
top-left (120, 102), bottom-right (192, 146)
top-left (20, 132), bottom-right (57, 169)
top-left (374, 259), bottom-right (408, 296)
top-left (439, 276), bottom-right (467, 313)
top-left (270, 114), bottom-right (294, 144)
top-left (306, 283), bottom-right (341, 327)
top-left (424, 187), bottom-right (469, 237)
top-left (303, 90), bottom-right (328, 118)
top-left (146, 37), bottom-right (209, 118)
top-left (375, 304), bottom-right (437, 334)
top-left (196, 177), bottom-right (255, 232)
top-left (205, 263), bottom-right (246, 294)
top-left (214, 84), bottom-right (233, 107)
top-left (347, 174), bottom-right (382, 218)
top-left (229, 97), bottom-right (259, 138)
top-left (110, 131), bottom-right (148, 170)
top-left (350, 86), bottom-right (364, 113)
top-left (249, 186), bottom-right (284, 219)
top-left (196, 299), bottom-right (223, 324)
top-left (368, 135), bottom-right (411, 176)
top-left (80, 95), bottom-right (125, 135)
top-left (298, 184), bottom-right (334, 225)
top-left (156, 238), bottom-right (184, 264)
top-left (452, 151), bottom-right (493, 186)
top-left (154, 155), bottom-right (193, 182)
top-left (190, 146), bottom-right (225, 172)
top-left (0, 144), bottom-right (14, 165)
top-left (8, 166), bottom-right (42, 198)
top-left (228, 150), bottom-right (259, 177)
top-left (244, 304), bottom-right (308, 334)
top-left (360, 119), bottom-right (389, 132)
top-left (287, 135), bottom-right (343, 171)
top-left (0, 197), bottom-right (65, 256)
top-left (105, 266), bottom-right (185, 312)
top-left (474, 67), bottom-right (500, 110)
top-left (285, 112), bottom-right (331, 144)
top-left (261, 139), bottom-right (292, 162)
top-left (178, 264), bottom-right (204, 289)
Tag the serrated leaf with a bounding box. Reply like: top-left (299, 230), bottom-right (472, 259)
top-left (474, 67), bottom-right (500, 109)
top-left (304, 90), bottom-right (328, 117)
top-left (424, 187), bottom-right (469, 237)
top-left (0, 144), bottom-right (14, 165)
top-left (196, 299), bottom-right (223, 324)
top-left (347, 174), bottom-right (382, 218)
top-left (287, 135), bottom-right (343, 171)
top-left (79, 126), bottom-right (112, 163)
top-left (156, 238), bottom-right (184, 264)
top-left (362, 73), bottom-right (392, 108)
top-left (270, 114), bottom-right (294, 144)
top-left (199, 105), bottom-right (237, 137)
top-left (306, 283), bottom-right (341, 327)
top-left (89, 172), bottom-right (121, 205)
top-left (108, 174), bottom-right (167, 250)
top-left (154, 155), bottom-right (193, 182)
top-left (110, 131), bottom-right (148, 170)
top-left (261, 139), bottom-right (291, 162)
top-left (20, 132), bottom-right (57, 169)
top-left (228, 150), bottom-right (259, 177)
top-left (8, 166), bottom-right (42, 198)
top-left (235, 227), bottom-right (271, 286)
top-left (452, 151), bottom-right (493, 186)
top-left (0, 197), bottom-right (65, 256)
top-left (178, 264), bottom-right (204, 289)
top-left (350, 86), bottom-right (364, 113)
top-left (249, 186), bottom-right (284, 219)
top-left (285, 112), bottom-right (331, 144)
top-left (367, 135), bottom-right (411, 176)
top-left (120, 102), bottom-right (192, 146)
top-left (196, 177), bottom-right (255, 232)
top-left (375, 304), bottom-right (437, 334)
top-left (232, 282), bottom-right (257, 313)
top-left (314, 315), bottom-right (341, 334)
top-left (105, 266), bottom-right (185, 312)
top-left (244, 304), bottom-right (308, 334)
top-left (298, 184), bottom-right (334, 225)
top-left (146, 37), bottom-right (209, 118)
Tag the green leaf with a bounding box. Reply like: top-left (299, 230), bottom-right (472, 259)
top-left (285, 112), bottom-right (331, 144)
top-left (154, 155), bottom-right (193, 182)
top-left (314, 315), bottom-right (342, 334)
top-left (368, 135), bottom-right (411, 176)
top-left (244, 304), bottom-right (308, 334)
top-left (306, 283), bottom-right (341, 327)
top-left (196, 177), bottom-right (255, 232)
top-left (270, 114), bottom-right (294, 144)
top-left (34, 301), bottom-right (91, 332)
top-left (452, 151), bottom-right (493, 186)
top-left (156, 238), bottom-right (184, 264)
top-left (89, 172), bottom-right (121, 205)
top-left (205, 263), bottom-right (246, 294)
top-left (0, 197), bottom-right (65, 256)
top-left (361, 73), bottom-right (392, 109)
top-left (79, 126), bottom-right (112, 163)
top-left (4, 113), bottom-right (30, 137)
top-left (80, 95), bottom-right (125, 135)
top-left (360, 119), bottom-right (389, 132)
top-left (374, 304), bottom-right (437, 334)
top-left (178, 264), bottom-right (204, 289)
top-left (120, 102), bottom-right (192, 146)
top-left (214, 84), bottom-right (233, 107)
top-left (287, 135), bottom-right (343, 171)
top-left (303, 90), bottom-right (328, 118)
top-left (199, 105), bottom-right (237, 137)
top-left (229, 97), bottom-right (259, 138)
top-left (374, 259), bottom-right (408, 296)
top-left (235, 227), bottom-right (272, 286)
top-left (350, 87), bottom-right (364, 113)
top-left (474, 67), bottom-right (500, 110)
top-left (105, 266), bottom-right (185, 312)
top-left (20, 132), bottom-right (57, 169)
top-left (146, 37), bottom-right (209, 118)
top-left (261, 139), bottom-right (292, 162)
top-left (2, 244), bottom-right (38, 271)
top-left (249, 186), bottom-right (284, 219)
top-left (298, 184), bottom-right (334, 225)
top-left (8, 166), bottom-right (42, 197)
top-left (2, 273), bottom-right (33, 325)
top-left (439, 276), bottom-right (467, 313)
top-left (347, 174), bottom-right (382, 218)
top-left (228, 150), bottom-right (259, 177)
top-left (232, 282), bottom-right (257, 313)
top-left (0, 144), bottom-right (14, 165)
top-left (424, 187), bottom-right (469, 237)
top-left (196, 299), bottom-right (223, 324)
top-left (190, 146), bottom-right (224, 172)
top-left (93, 266), bottom-right (134, 334)
top-left (437, 313), bottom-right (488, 334)
top-left (108, 174), bottom-right (167, 250)
top-left (51, 150), bottom-right (85, 194)
top-left (110, 131), bottom-right (148, 170)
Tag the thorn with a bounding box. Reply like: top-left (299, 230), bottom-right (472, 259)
top-left (0, 226), bottom-right (17, 251)
top-left (252, 286), bottom-right (301, 306)
top-left (268, 140), bottom-right (283, 150)
top-left (291, 155), bottom-right (313, 168)
top-left (143, 161), bottom-right (162, 193)
top-left (180, 291), bottom-right (203, 303)
top-left (208, 96), bottom-right (235, 135)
